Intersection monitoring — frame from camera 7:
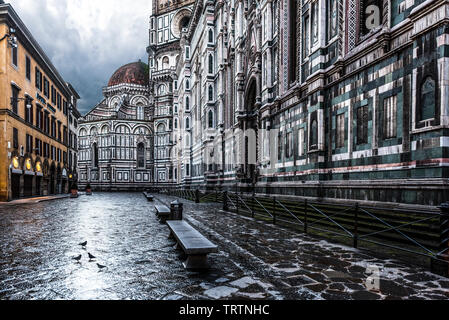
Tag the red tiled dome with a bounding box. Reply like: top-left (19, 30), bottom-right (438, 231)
top-left (108, 62), bottom-right (149, 87)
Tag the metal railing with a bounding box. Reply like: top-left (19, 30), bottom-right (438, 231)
top-left (149, 187), bottom-right (449, 276)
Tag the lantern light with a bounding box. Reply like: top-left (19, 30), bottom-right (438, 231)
top-left (12, 157), bottom-right (19, 169)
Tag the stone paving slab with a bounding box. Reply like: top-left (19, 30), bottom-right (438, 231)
top-left (0, 192), bottom-right (447, 300)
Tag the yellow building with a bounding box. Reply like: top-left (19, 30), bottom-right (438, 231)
top-left (0, 3), bottom-right (79, 201)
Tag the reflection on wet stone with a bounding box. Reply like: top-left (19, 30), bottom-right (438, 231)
top-left (0, 193), bottom-right (448, 300)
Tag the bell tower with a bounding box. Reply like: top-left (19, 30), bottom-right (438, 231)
top-left (150, 0), bottom-right (195, 47)
top-left (148, 0), bottom-right (195, 185)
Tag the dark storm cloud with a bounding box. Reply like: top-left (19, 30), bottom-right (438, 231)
top-left (7, 0), bottom-right (151, 115)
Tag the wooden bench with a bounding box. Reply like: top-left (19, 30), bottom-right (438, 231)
top-left (155, 205), bottom-right (171, 223)
top-left (143, 192), bottom-right (154, 202)
top-left (167, 221), bottom-right (218, 269)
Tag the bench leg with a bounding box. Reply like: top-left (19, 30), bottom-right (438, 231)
top-left (159, 216), bottom-right (168, 224)
top-left (183, 254), bottom-right (210, 270)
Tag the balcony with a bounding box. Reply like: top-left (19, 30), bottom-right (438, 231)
top-left (152, 67), bottom-right (176, 82)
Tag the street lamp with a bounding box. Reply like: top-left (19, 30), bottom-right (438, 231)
top-left (0, 27), bottom-right (17, 48)
top-left (11, 96), bottom-right (32, 109)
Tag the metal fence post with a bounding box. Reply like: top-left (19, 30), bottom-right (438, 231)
top-left (432, 203), bottom-right (449, 277)
top-left (195, 189), bottom-right (200, 203)
top-left (251, 195), bottom-right (255, 218)
top-left (304, 199), bottom-right (308, 234)
top-left (223, 191), bottom-right (228, 211)
top-left (354, 203), bottom-right (359, 249)
top-left (273, 197), bottom-right (277, 225)
top-left (236, 193), bottom-right (239, 214)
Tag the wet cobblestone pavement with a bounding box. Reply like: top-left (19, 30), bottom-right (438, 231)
top-left (0, 192), bottom-right (448, 300)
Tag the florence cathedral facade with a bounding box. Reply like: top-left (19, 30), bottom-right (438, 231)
top-left (79, 0), bottom-right (449, 206)
top-left (77, 62), bottom-right (154, 190)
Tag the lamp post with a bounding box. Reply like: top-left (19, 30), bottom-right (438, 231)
top-left (11, 96), bottom-right (32, 109)
top-left (0, 27), bottom-right (17, 48)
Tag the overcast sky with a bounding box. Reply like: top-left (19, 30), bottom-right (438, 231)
top-left (8, 0), bottom-right (152, 115)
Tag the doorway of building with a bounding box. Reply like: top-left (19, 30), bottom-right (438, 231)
top-left (11, 174), bottom-right (21, 200)
top-left (23, 175), bottom-right (33, 197)
top-left (36, 177), bottom-right (42, 196)
top-left (50, 165), bottom-right (56, 195)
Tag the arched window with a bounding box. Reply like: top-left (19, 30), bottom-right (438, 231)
top-left (137, 143), bottom-right (145, 168)
top-left (208, 85), bottom-right (214, 102)
top-left (157, 123), bottom-right (166, 133)
top-left (174, 118), bottom-right (178, 129)
top-left (185, 117), bottom-right (190, 129)
top-left (79, 128), bottom-right (87, 137)
top-left (208, 54), bottom-right (214, 74)
top-left (158, 85), bottom-right (166, 95)
top-left (208, 110), bottom-right (214, 128)
top-left (115, 125), bottom-right (130, 134)
top-left (137, 103), bottom-right (144, 120)
top-left (420, 76), bottom-right (436, 121)
top-left (186, 79), bottom-right (190, 90)
top-left (90, 127), bottom-right (97, 136)
top-left (311, 120), bottom-right (318, 147)
top-left (101, 125), bottom-right (109, 135)
top-left (208, 29), bottom-right (214, 44)
top-left (185, 96), bottom-right (190, 111)
top-left (162, 56), bottom-right (169, 69)
top-left (289, 0), bottom-right (298, 83)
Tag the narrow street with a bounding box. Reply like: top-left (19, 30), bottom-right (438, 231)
top-left (0, 193), bottom-right (448, 300)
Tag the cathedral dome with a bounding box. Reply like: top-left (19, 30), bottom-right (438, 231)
top-left (108, 61), bottom-right (149, 87)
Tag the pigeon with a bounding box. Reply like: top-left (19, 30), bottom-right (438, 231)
top-left (79, 241), bottom-right (87, 247)
top-left (97, 263), bottom-right (107, 270)
top-left (72, 255), bottom-right (82, 262)
top-left (88, 253), bottom-right (96, 260)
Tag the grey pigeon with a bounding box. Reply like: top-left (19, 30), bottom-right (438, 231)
top-left (88, 253), bottom-right (96, 260)
top-left (72, 255), bottom-right (82, 262)
top-left (79, 241), bottom-right (87, 247)
top-left (97, 263), bottom-right (106, 270)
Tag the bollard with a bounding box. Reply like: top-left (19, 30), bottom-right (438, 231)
top-left (431, 203), bottom-right (449, 277)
